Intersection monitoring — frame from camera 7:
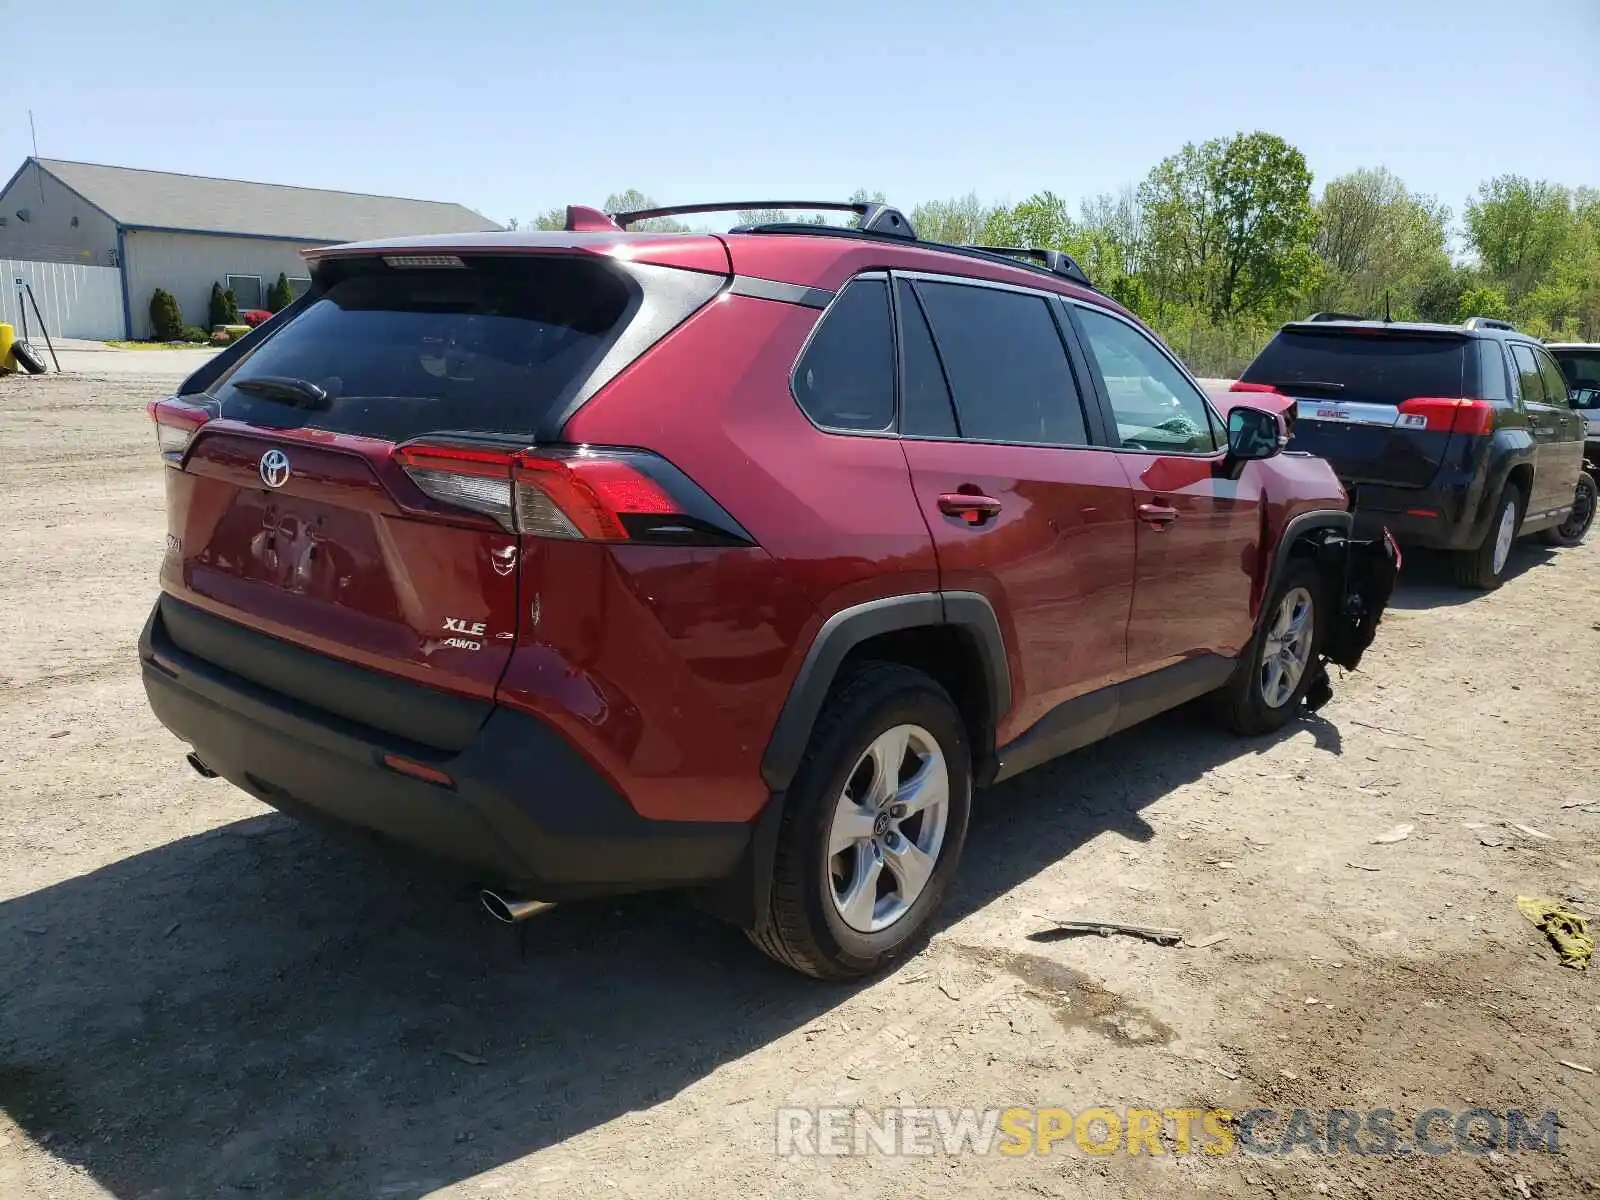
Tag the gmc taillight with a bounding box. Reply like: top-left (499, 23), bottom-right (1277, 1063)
top-left (1396, 397), bottom-right (1495, 436)
top-left (394, 441), bottom-right (753, 547)
top-left (147, 397), bottom-right (211, 464)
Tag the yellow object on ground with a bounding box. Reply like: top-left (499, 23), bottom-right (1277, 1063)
top-left (1516, 895), bottom-right (1594, 969)
top-left (0, 321), bottom-right (15, 374)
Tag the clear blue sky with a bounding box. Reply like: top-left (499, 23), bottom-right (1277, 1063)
top-left (3, 0), bottom-right (1596, 228)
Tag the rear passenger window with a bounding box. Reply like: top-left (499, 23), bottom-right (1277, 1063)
top-left (913, 281), bottom-right (1088, 446)
top-left (1534, 348), bottom-right (1573, 404)
top-left (897, 280), bottom-right (958, 438)
top-left (1475, 341), bottom-right (1511, 403)
top-left (1511, 344), bottom-right (1547, 404)
top-left (793, 279), bottom-right (895, 432)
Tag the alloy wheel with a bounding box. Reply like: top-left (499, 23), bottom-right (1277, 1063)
top-left (827, 724), bottom-right (950, 933)
top-left (1259, 587), bottom-right (1314, 709)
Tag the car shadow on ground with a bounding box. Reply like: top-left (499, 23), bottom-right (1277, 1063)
top-left (1, 707), bottom-right (1324, 1199)
top-left (1385, 542), bottom-right (1556, 610)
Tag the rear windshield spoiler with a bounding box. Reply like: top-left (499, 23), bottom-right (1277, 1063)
top-left (303, 232), bottom-right (733, 278)
top-left (1278, 323), bottom-right (1469, 342)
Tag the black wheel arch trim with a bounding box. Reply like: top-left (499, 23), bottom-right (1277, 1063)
top-left (1263, 509), bottom-right (1352, 617)
top-left (759, 591), bottom-right (1011, 794)
top-left (1484, 439), bottom-right (1537, 501)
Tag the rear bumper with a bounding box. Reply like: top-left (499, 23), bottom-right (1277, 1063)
top-left (1347, 477), bottom-right (1490, 552)
top-left (139, 599), bottom-right (751, 898)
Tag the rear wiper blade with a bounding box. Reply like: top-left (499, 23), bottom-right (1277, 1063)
top-left (1273, 380), bottom-right (1346, 396)
top-left (232, 376), bottom-right (330, 409)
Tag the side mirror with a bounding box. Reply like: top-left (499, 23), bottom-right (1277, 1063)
top-left (1226, 404), bottom-right (1286, 461)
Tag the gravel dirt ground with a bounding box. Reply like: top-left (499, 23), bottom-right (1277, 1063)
top-left (2, 368), bottom-right (1597, 1200)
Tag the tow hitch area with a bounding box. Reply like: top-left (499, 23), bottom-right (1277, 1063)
top-left (1304, 530), bottom-right (1402, 712)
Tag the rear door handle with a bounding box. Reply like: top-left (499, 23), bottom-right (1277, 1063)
top-left (1138, 502), bottom-right (1179, 527)
top-left (938, 492), bottom-right (1003, 524)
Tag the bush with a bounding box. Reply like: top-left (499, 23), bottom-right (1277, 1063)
top-left (241, 308), bottom-right (272, 328)
top-left (148, 289), bottom-right (184, 341)
top-left (267, 273), bottom-right (292, 313)
top-left (180, 325), bottom-right (208, 343)
top-left (209, 282), bottom-right (240, 329)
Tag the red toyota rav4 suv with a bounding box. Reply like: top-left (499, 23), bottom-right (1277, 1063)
top-left (141, 201), bottom-right (1396, 979)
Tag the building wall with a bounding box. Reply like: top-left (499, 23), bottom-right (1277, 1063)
top-left (122, 229), bottom-right (323, 338)
top-left (0, 161), bottom-right (118, 267)
top-left (0, 258), bottom-right (124, 340)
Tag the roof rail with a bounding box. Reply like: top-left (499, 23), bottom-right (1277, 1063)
top-left (1305, 311), bottom-right (1367, 323)
top-left (611, 200), bottom-right (917, 240)
top-left (961, 245), bottom-right (1092, 287)
top-left (1462, 316), bottom-right (1516, 332)
top-left (602, 198), bottom-right (1100, 290)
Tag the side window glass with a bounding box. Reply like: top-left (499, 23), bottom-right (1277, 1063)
top-left (897, 280), bottom-right (958, 438)
top-left (1510, 344), bottom-right (1547, 405)
top-left (914, 281), bottom-right (1088, 446)
top-left (1074, 306), bottom-right (1220, 453)
top-left (1476, 341), bottom-right (1511, 404)
top-left (1534, 349), bottom-right (1573, 405)
top-left (793, 279), bottom-right (895, 432)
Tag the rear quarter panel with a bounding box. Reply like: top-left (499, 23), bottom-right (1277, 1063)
top-left (517, 293), bottom-right (939, 822)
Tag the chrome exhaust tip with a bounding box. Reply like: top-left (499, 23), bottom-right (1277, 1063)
top-left (186, 752), bottom-right (218, 779)
top-left (479, 889), bottom-right (553, 924)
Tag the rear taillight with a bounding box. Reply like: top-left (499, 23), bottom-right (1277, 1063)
top-left (147, 397), bottom-right (211, 464)
top-left (393, 442), bottom-right (519, 529)
top-left (394, 441), bottom-right (753, 546)
top-left (1229, 382), bottom-right (1281, 394)
top-left (1396, 397), bottom-right (1495, 436)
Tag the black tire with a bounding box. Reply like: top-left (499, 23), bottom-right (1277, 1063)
top-left (747, 662), bottom-right (972, 981)
top-left (1452, 481), bottom-right (1523, 590)
top-left (12, 340), bottom-right (46, 375)
top-left (1214, 558), bottom-right (1327, 736)
top-left (1541, 471), bottom-right (1595, 548)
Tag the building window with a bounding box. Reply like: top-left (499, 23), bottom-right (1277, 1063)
top-left (288, 277), bottom-right (312, 300)
top-left (226, 274), bottom-right (264, 310)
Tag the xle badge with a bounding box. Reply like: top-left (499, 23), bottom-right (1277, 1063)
top-left (441, 616), bottom-right (486, 651)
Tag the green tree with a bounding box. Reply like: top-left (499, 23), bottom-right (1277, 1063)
top-left (1312, 168), bottom-right (1452, 318)
top-left (1139, 131), bottom-right (1318, 321)
top-left (1412, 263), bottom-right (1474, 323)
top-left (1455, 282), bottom-right (1512, 323)
top-left (1465, 176), bottom-right (1576, 300)
top-left (532, 207), bottom-right (566, 230)
top-left (266, 273), bottom-right (292, 313)
top-left (980, 191), bottom-right (1076, 250)
top-left (148, 288), bottom-right (184, 341)
top-left (208, 282), bottom-right (231, 329)
top-left (910, 193), bottom-right (996, 246)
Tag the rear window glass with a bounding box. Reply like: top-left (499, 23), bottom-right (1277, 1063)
top-left (211, 256), bottom-right (632, 441)
top-left (1553, 349), bottom-right (1600, 390)
top-left (792, 278), bottom-right (896, 432)
top-left (1241, 330), bottom-right (1468, 405)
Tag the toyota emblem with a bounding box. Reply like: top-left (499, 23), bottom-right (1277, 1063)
top-left (259, 449), bottom-right (291, 488)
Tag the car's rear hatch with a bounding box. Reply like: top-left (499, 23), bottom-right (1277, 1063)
top-left (151, 242), bottom-right (728, 750)
top-left (1237, 325), bottom-right (1495, 489)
